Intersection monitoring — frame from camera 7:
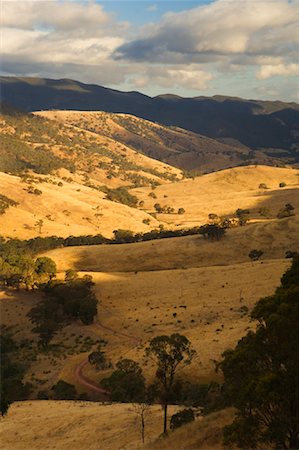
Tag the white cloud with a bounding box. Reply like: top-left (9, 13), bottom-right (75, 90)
top-left (257, 64), bottom-right (299, 80)
top-left (1, 0), bottom-right (298, 100)
top-left (115, 0), bottom-right (299, 81)
top-left (131, 64), bottom-right (213, 90)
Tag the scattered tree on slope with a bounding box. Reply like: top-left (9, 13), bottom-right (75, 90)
top-left (218, 257), bottom-right (299, 449)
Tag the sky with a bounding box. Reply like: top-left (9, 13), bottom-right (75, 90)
top-left (1, 0), bottom-right (299, 101)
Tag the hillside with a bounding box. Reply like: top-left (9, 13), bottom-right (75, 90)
top-left (1, 77), bottom-right (299, 161)
top-left (0, 401), bottom-right (234, 450)
top-left (36, 110), bottom-right (254, 173)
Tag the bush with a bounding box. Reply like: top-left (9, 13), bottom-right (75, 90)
top-left (170, 408), bottom-right (195, 430)
top-left (248, 249), bottom-right (263, 261)
top-left (279, 182), bottom-right (286, 188)
top-left (52, 380), bottom-right (77, 400)
top-left (106, 187), bottom-right (138, 207)
top-left (277, 203), bottom-right (295, 219)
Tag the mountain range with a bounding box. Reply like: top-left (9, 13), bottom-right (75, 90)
top-left (1, 76), bottom-right (299, 163)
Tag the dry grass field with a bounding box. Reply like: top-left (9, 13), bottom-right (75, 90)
top-left (0, 171), bottom-right (158, 239)
top-left (0, 400), bottom-right (236, 450)
top-left (131, 165), bottom-right (299, 227)
top-left (1, 164), bottom-right (298, 450)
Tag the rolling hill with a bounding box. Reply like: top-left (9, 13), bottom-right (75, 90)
top-left (1, 77), bottom-right (299, 164)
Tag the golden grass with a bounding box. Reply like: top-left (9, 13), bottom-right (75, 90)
top-left (0, 171), bottom-right (158, 239)
top-left (0, 401), bottom-right (182, 450)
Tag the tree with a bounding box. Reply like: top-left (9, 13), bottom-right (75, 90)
top-left (133, 402), bottom-right (151, 444)
top-left (35, 219), bottom-right (44, 234)
top-left (101, 359), bottom-right (146, 402)
top-left (52, 380), bottom-right (77, 400)
top-left (199, 224), bottom-right (225, 241)
top-left (170, 408), bottom-right (195, 430)
top-left (248, 249), bottom-right (263, 261)
top-left (277, 203), bottom-right (295, 219)
top-left (35, 256), bottom-right (56, 280)
top-left (178, 208), bottom-right (185, 215)
top-left (145, 334), bottom-right (195, 433)
top-left (218, 257), bottom-right (299, 449)
top-left (0, 330), bottom-right (31, 415)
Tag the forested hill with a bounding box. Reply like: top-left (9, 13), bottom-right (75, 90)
top-left (1, 76), bottom-right (299, 155)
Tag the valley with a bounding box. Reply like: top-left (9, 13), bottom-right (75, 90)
top-left (1, 104), bottom-right (299, 450)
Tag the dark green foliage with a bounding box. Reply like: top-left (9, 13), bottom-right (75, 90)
top-left (145, 334), bottom-right (195, 433)
top-left (106, 187), bottom-right (138, 207)
top-left (0, 330), bottom-right (31, 415)
top-left (218, 257), bottom-right (299, 449)
top-left (101, 359), bottom-right (146, 402)
top-left (88, 350), bottom-right (107, 370)
top-left (113, 229), bottom-right (135, 244)
top-left (248, 249), bottom-right (263, 261)
top-left (0, 241), bottom-right (56, 290)
top-left (0, 194), bottom-right (19, 215)
top-left (170, 408), bottom-right (195, 430)
top-left (198, 224), bottom-right (226, 241)
top-left (0, 133), bottom-right (74, 175)
top-left (52, 380), bottom-right (77, 400)
top-left (35, 257), bottom-right (56, 279)
top-left (236, 208), bottom-right (250, 225)
top-left (28, 275), bottom-right (98, 345)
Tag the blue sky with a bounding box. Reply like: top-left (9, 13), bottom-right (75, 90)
top-left (2, 0), bottom-right (299, 101)
top-left (101, 1), bottom-right (209, 25)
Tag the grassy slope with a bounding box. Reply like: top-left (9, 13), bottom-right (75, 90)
top-left (1, 165), bottom-right (298, 450)
top-left (0, 400), bottom-right (235, 450)
top-left (37, 110), bottom-right (290, 173)
top-left (0, 171), bottom-right (158, 239)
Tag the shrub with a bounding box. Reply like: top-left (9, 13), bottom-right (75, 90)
top-left (279, 182), bottom-right (286, 188)
top-left (277, 203), bottom-right (295, 219)
top-left (106, 187), bottom-right (138, 207)
top-left (170, 408), bottom-right (195, 430)
top-left (52, 380), bottom-right (77, 400)
top-left (248, 249), bottom-right (263, 261)
top-left (178, 208), bottom-right (185, 215)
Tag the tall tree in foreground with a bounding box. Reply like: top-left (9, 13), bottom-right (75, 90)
top-left (145, 333), bottom-right (195, 434)
top-left (218, 257), bottom-right (299, 449)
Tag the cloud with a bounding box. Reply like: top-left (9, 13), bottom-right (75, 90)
top-left (131, 64), bottom-right (213, 90)
top-left (257, 64), bottom-right (299, 80)
top-left (1, 0), bottom-right (298, 100)
top-left (147, 4), bottom-right (158, 13)
top-left (114, 0), bottom-right (299, 80)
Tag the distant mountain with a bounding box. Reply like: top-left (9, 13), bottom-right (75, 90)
top-left (1, 76), bottom-right (299, 160)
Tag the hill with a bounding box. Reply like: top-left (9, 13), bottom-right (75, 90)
top-left (0, 401), bottom-right (234, 450)
top-left (1, 77), bottom-right (299, 163)
top-left (36, 110), bottom-right (282, 173)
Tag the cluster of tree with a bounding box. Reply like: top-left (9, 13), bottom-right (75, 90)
top-left (0, 243), bottom-right (57, 290)
top-left (0, 133), bottom-right (75, 176)
top-left (112, 224), bottom-right (226, 244)
top-left (0, 194), bottom-right (19, 215)
top-left (0, 234), bottom-right (107, 258)
top-left (153, 204), bottom-right (185, 215)
top-left (198, 224), bottom-right (226, 241)
top-left (28, 272), bottom-right (98, 346)
top-left (0, 329), bottom-right (32, 415)
top-left (105, 186), bottom-right (138, 207)
top-left (101, 334), bottom-right (195, 434)
top-left (218, 256), bottom-right (299, 449)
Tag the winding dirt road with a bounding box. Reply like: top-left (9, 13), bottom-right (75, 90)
top-left (74, 321), bottom-right (141, 396)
